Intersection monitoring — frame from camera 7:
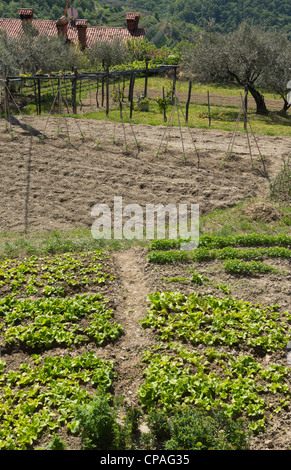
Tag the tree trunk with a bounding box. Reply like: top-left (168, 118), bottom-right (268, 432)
top-left (247, 84), bottom-right (268, 115)
top-left (281, 98), bottom-right (291, 115)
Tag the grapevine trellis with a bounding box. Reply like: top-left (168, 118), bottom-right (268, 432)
top-left (225, 88), bottom-right (268, 178)
top-left (0, 63), bottom-right (270, 175)
top-left (1, 64), bottom-right (178, 116)
top-left (0, 64), bottom-right (185, 159)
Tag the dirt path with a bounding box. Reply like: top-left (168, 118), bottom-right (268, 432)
top-left (110, 248), bottom-right (153, 406)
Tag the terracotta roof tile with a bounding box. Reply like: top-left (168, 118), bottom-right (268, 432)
top-left (0, 18), bottom-right (146, 46)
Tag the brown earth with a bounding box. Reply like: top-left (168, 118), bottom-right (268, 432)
top-left (1, 115), bottom-right (290, 234)
top-left (0, 114), bottom-right (291, 451)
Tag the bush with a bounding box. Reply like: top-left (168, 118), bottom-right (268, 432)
top-left (74, 396), bottom-right (117, 450)
top-left (73, 396), bottom-right (142, 450)
top-left (147, 406), bottom-right (249, 450)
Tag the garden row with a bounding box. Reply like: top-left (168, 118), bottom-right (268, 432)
top-left (139, 232), bottom-right (291, 439)
top-left (0, 234), bottom-right (291, 449)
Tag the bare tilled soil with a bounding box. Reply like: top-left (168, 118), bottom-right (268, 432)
top-left (0, 115), bottom-right (291, 451)
top-left (0, 115), bottom-right (290, 233)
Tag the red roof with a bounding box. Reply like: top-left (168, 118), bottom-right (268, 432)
top-left (0, 18), bottom-right (146, 46)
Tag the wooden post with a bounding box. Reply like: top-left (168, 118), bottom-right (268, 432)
top-left (173, 66), bottom-right (177, 96)
top-left (130, 73), bottom-right (135, 119)
top-left (106, 65), bottom-right (110, 117)
top-left (34, 80), bottom-right (38, 115)
top-left (128, 73), bottom-right (133, 102)
top-left (144, 59), bottom-right (149, 97)
top-left (244, 85), bottom-right (248, 130)
top-left (163, 86), bottom-right (167, 122)
top-left (72, 68), bottom-right (77, 114)
top-left (122, 75), bottom-right (125, 102)
top-left (207, 90), bottom-right (211, 126)
top-left (37, 78), bottom-right (41, 115)
top-left (5, 78), bottom-right (11, 126)
top-left (185, 80), bottom-right (192, 122)
top-left (101, 75), bottom-right (104, 107)
top-left (58, 78), bottom-right (61, 114)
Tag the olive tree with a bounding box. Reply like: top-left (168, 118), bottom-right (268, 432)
top-left (262, 36), bottom-right (291, 114)
top-left (182, 23), bottom-right (291, 115)
top-left (0, 26), bottom-right (84, 78)
top-left (86, 37), bottom-right (129, 68)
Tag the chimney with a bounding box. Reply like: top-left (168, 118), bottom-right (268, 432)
top-left (126, 12), bottom-right (140, 31)
top-left (19, 8), bottom-right (34, 21)
top-left (75, 19), bottom-right (88, 49)
top-left (56, 16), bottom-right (69, 38)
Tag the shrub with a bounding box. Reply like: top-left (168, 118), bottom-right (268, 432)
top-left (146, 406), bottom-right (249, 450)
top-left (49, 434), bottom-right (67, 450)
top-left (74, 396), bottom-right (117, 450)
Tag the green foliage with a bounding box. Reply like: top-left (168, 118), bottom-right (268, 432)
top-left (0, 250), bottom-right (114, 297)
top-left (49, 434), bottom-right (67, 450)
top-left (0, 293), bottom-right (123, 349)
top-left (147, 245), bottom-right (291, 268)
top-left (224, 259), bottom-right (279, 276)
top-left (73, 396), bottom-right (117, 450)
top-left (1, 0), bottom-right (290, 41)
top-left (72, 397), bottom-right (142, 450)
top-left (141, 292), bottom-right (290, 353)
top-left (0, 29), bottom-right (83, 77)
top-left (0, 353), bottom-right (115, 449)
top-left (148, 233), bottom-right (291, 251)
top-left (86, 38), bottom-right (129, 68)
top-left (147, 406), bottom-right (249, 450)
top-left (138, 344), bottom-right (290, 432)
top-left (190, 273), bottom-right (209, 284)
top-left (182, 22), bottom-right (291, 114)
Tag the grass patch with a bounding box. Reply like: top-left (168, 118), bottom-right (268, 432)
top-left (0, 229), bottom-right (147, 261)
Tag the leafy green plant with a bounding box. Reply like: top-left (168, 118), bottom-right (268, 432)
top-left (0, 294), bottom-right (123, 349)
top-left (0, 353), bottom-right (115, 449)
top-left (49, 434), bottom-right (67, 450)
top-left (0, 251), bottom-right (114, 297)
top-left (147, 234), bottom-right (291, 252)
top-left (138, 344), bottom-right (290, 433)
top-left (73, 395), bottom-right (117, 450)
top-left (190, 273), bottom-right (209, 285)
top-left (141, 292), bottom-right (290, 353)
top-left (147, 405), bottom-right (249, 450)
top-left (224, 259), bottom-right (278, 276)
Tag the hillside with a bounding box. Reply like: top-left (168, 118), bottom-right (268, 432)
top-left (1, 0), bottom-right (290, 46)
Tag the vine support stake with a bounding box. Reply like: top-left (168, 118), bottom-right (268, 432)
top-left (207, 91), bottom-right (211, 127)
top-left (72, 68), bottom-right (77, 114)
top-left (186, 80), bottom-right (192, 123)
top-left (106, 65), bottom-right (110, 117)
top-left (244, 85), bottom-right (248, 131)
top-left (130, 73), bottom-right (135, 119)
top-left (5, 77), bottom-right (12, 131)
top-left (37, 78), bottom-right (41, 115)
top-left (173, 66), bottom-right (177, 97)
top-left (144, 59), bottom-right (149, 97)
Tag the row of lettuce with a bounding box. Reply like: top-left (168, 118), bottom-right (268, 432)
top-left (0, 235), bottom-right (290, 449)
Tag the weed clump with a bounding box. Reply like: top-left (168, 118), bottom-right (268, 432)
top-left (270, 156), bottom-right (291, 203)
